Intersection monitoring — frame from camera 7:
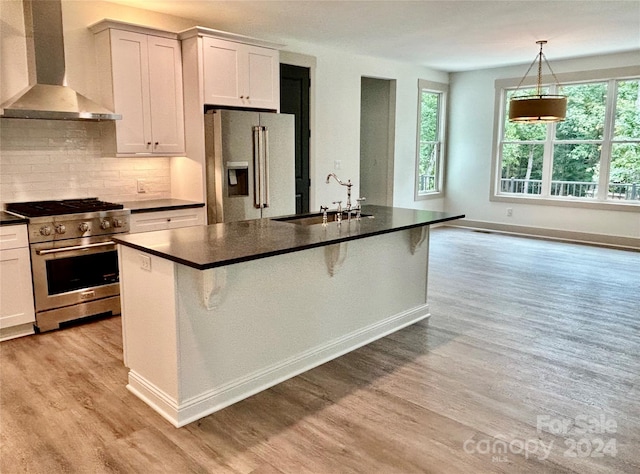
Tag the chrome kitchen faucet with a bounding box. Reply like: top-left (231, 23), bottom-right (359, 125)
top-left (326, 173), bottom-right (353, 211)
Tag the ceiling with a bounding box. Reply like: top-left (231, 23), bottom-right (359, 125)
top-left (107, 0), bottom-right (640, 72)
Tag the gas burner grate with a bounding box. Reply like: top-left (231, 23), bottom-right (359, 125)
top-left (6, 198), bottom-right (124, 217)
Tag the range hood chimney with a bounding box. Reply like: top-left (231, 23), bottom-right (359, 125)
top-left (0, 0), bottom-right (120, 121)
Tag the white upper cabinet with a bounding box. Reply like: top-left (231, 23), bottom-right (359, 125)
top-left (202, 37), bottom-right (241, 106)
top-left (202, 37), bottom-right (279, 110)
top-left (91, 21), bottom-right (185, 156)
top-left (245, 44), bottom-right (280, 109)
top-left (179, 27), bottom-right (281, 111)
top-left (146, 35), bottom-right (185, 154)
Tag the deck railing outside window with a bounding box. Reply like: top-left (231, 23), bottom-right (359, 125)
top-left (415, 80), bottom-right (448, 199)
top-left (496, 78), bottom-right (640, 208)
top-left (418, 174), bottom-right (436, 193)
top-left (500, 178), bottom-right (639, 200)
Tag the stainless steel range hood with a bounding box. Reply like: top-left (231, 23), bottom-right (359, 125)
top-left (0, 0), bottom-right (120, 121)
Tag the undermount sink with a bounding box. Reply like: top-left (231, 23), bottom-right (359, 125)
top-left (274, 211), bottom-right (373, 226)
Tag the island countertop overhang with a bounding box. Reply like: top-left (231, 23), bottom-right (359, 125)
top-left (113, 205), bottom-right (464, 270)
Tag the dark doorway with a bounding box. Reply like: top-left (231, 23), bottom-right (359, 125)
top-left (280, 63), bottom-right (310, 214)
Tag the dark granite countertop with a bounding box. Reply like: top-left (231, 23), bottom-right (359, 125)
top-left (114, 205), bottom-right (464, 270)
top-left (121, 199), bottom-right (205, 214)
top-left (0, 211), bottom-right (29, 226)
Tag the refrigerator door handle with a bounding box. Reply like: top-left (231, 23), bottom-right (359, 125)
top-left (253, 126), bottom-right (262, 209)
top-left (263, 127), bottom-right (270, 208)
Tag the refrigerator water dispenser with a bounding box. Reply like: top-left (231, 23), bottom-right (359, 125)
top-left (226, 161), bottom-right (249, 196)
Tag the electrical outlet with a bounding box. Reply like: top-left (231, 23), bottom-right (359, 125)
top-left (137, 179), bottom-right (147, 194)
top-left (140, 254), bottom-right (152, 271)
top-left (334, 160), bottom-right (342, 170)
top-left (506, 208), bottom-right (513, 217)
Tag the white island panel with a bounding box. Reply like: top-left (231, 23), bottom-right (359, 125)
top-left (118, 226), bottom-right (431, 427)
top-left (119, 249), bottom-right (180, 405)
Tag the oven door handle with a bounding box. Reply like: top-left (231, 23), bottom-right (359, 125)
top-left (36, 241), bottom-right (116, 255)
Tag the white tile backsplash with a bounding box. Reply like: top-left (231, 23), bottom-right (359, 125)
top-left (0, 119), bottom-right (171, 204)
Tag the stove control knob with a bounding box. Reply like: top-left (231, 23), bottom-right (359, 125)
top-left (40, 225), bottom-right (52, 236)
top-left (113, 218), bottom-right (125, 228)
top-left (55, 224), bottom-right (66, 235)
top-left (78, 222), bottom-right (90, 233)
top-left (100, 219), bottom-right (111, 230)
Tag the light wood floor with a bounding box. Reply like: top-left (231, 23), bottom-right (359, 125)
top-left (1, 227), bottom-right (639, 473)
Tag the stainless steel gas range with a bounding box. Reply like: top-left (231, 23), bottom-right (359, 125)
top-left (6, 198), bottom-right (130, 332)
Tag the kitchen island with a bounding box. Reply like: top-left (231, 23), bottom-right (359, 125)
top-left (114, 205), bottom-right (463, 427)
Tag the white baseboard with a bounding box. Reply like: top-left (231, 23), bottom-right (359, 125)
top-left (448, 219), bottom-right (640, 251)
top-left (0, 323), bottom-right (35, 342)
top-left (127, 304), bottom-right (430, 428)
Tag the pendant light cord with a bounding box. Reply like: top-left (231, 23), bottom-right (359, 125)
top-left (537, 42), bottom-right (544, 96)
top-left (514, 40), bottom-right (563, 97)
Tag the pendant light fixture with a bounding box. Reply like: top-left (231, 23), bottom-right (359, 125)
top-left (509, 40), bottom-right (567, 123)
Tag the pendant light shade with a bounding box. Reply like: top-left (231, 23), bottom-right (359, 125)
top-left (509, 95), bottom-right (567, 122)
top-left (509, 41), bottom-right (567, 123)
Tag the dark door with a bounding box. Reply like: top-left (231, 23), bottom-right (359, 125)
top-left (280, 63), bottom-right (310, 214)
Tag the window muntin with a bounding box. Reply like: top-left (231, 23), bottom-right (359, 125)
top-left (500, 87), bottom-right (546, 195)
top-left (497, 77), bottom-right (640, 204)
top-left (416, 80), bottom-right (447, 199)
top-left (504, 88), bottom-right (548, 142)
top-left (551, 143), bottom-right (601, 198)
top-left (614, 80), bottom-right (640, 140)
top-left (500, 143), bottom-right (544, 195)
top-left (555, 82), bottom-right (607, 141)
top-left (610, 80), bottom-right (640, 201)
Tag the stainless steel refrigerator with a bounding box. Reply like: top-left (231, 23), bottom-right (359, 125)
top-left (204, 109), bottom-right (296, 223)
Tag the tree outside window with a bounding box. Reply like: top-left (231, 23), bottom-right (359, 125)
top-left (501, 87), bottom-right (547, 195)
top-left (552, 82), bottom-right (606, 198)
top-left (416, 80), bottom-right (447, 199)
top-left (611, 80), bottom-right (640, 199)
top-left (498, 77), bottom-right (640, 203)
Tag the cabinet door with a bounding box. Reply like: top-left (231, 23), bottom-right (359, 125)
top-left (148, 37), bottom-right (185, 155)
top-left (0, 247), bottom-right (35, 331)
top-left (110, 30), bottom-right (153, 154)
top-left (130, 209), bottom-right (205, 233)
top-left (166, 208), bottom-right (205, 229)
top-left (129, 213), bottom-right (170, 233)
top-left (243, 45), bottom-right (279, 110)
top-left (202, 37), bottom-right (243, 107)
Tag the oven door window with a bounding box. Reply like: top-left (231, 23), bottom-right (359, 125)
top-left (46, 250), bottom-right (119, 295)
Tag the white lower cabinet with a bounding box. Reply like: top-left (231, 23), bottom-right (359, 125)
top-left (0, 225), bottom-right (35, 341)
top-left (129, 208), bottom-right (205, 234)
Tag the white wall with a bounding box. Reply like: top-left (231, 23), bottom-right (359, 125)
top-left (0, 0), bottom-right (29, 101)
top-left (1, 0), bottom-right (448, 211)
top-left (2, 0), bottom-right (636, 236)
top-left (281, 40), bottom-right (448, 211)
top-left (447, 51), bottom-right (640, 240)
top-left (0, 0), bottom-right (190, 204)
top-left (360, 77), bottom-right (394, 206)
top-left (0, 119), bottom-right (170, 203)
top-left (0, 0), bottom-right (194, 106)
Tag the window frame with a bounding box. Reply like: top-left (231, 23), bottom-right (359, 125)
top-left (415, 79), bottom-right (448, 201)
top-left (491, 66), bottom-right (640, 212)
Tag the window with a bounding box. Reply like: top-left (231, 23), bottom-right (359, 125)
top-left (416, 79), bottom-right (447, 199)
top-left (496, 73), bottom-right (640, 207)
